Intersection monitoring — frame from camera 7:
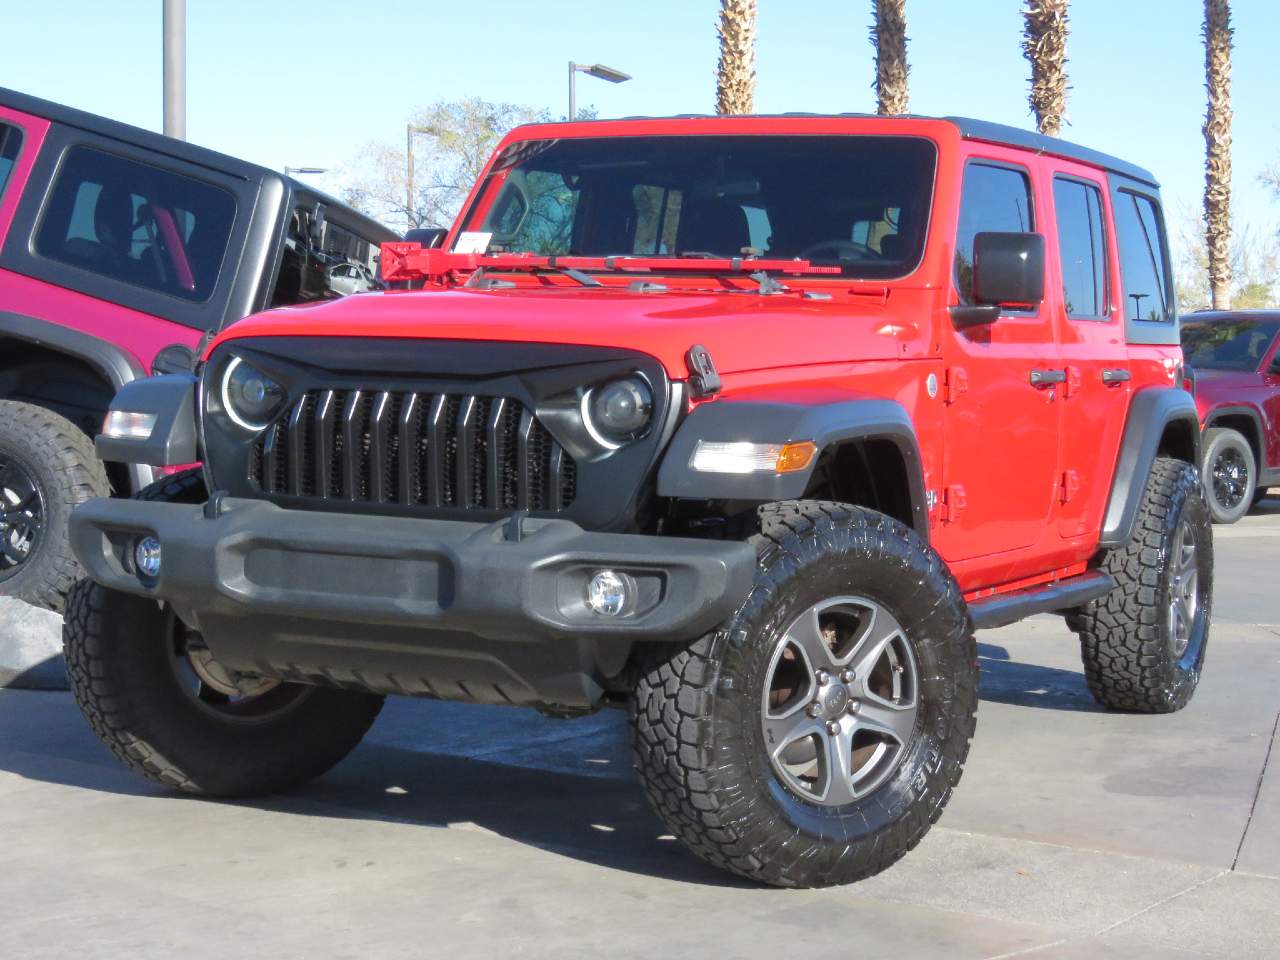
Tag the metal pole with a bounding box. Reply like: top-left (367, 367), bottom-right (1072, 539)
top-left (162, 0), bottom-right (186, 139)
top-left (568, 61), bottom-right (576, 121)
top-left (406, 123), bottom-right (415, 229)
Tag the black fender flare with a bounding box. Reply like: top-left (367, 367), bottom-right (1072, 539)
top-left (1202, 404), bottom-right (1265, 454)
top-left (0, 311), bottom-right (154, 489)
top-left (1099, 387), bottom-right (1201, 549)
top-left (656, 397), bottom-right (929, 538)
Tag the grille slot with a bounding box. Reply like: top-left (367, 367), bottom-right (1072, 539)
top-left (251, 389), bottom-right (576, 513)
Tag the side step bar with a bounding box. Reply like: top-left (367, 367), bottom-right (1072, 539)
top-left (967, 571), bottom-right (1116, 631)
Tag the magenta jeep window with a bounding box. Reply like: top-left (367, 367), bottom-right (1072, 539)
top-left (34, 145), bottom-right (236, 303)
top-left (0, 123), bottom-right (22, 199)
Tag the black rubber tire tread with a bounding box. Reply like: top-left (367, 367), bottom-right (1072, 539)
top-left (1070, 458), bottom-right (1212, 713)
top-left (631, 499), bottom-right (977, 888)
top-left (63, 468), bottom-right (385, 797)
top-left (0, 399), bottom-right (108, 611)
top-left (1201, 427), bottom-right (1255, 525)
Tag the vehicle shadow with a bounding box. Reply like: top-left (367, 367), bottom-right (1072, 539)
top-left (977, 641), bottom-right (1103, 712)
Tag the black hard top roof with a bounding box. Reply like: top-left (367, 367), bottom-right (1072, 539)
top-left (521, 112), bottom-right (1160, 189)
top-left (0, 86), bottom-right (396, 240)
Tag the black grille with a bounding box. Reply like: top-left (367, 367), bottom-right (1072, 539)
top-left (250, 389), bottom-right (577, 512)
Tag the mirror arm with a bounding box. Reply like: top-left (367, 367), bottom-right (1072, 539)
top-left (949, 304), bottom-right (1001, 329)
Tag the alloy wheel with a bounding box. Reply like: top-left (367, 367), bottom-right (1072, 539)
top-left (0, 454), bottom-right (45, 583)
top-left (1210, 448), bottom-right (1248, 511)
top-left (761, 596), bottom-right (920, 807)
top-left (1167, 519), bottom-right (1200, 660)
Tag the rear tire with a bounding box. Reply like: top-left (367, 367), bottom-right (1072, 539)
top-left (63, 469), bottom-right (384, 796)
top-left (1201, 427), bottom-right (1255, 524)
top-left (0, 400), bottom-right (109, 611)
top-left (631, 500), bottom-right (977, 888)
top-left (1070, 458), bottom-right (1212, 712)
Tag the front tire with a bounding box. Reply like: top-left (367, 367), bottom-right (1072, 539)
top-left (1202, 427), bottom-right (1255, 524)
top-left (1071, 458), bottom-right (1212, 712)
top-left (63, 470), bottom-right (384, 796)
top-left (631, 501), bottom-right (977, 888)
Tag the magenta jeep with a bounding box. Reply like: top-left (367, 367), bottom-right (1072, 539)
top-left (0, 87), bottom-right (397, 609)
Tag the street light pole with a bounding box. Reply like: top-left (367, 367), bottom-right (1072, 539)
top-left (567, 61), bottom-right (632, 120)
top-left (162, 0), bottom-right (186, 139)
top-left (405, 124), bottom-right (441, 230)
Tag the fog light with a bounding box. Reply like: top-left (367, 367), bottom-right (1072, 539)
top-left (102, 410), bottom-right (158, 440)
top-left (586, 569), bottom-right (635, 617)
top-left (134, 536), bottom-right (162, 579)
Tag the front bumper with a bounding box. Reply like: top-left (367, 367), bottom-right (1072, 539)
top-left (69, 498), bottom-right (754, 711)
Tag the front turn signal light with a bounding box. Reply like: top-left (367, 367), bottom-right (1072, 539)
top-left (689, 440), bottom-right (817, 475)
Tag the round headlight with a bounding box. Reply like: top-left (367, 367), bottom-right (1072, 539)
top-left (586, 376), bottom-right (653, 446)
top-left (220, 357), bottom-right (285, 431)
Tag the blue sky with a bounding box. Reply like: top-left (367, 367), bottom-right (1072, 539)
top-left (3, 0), bottom-right (1277, 244)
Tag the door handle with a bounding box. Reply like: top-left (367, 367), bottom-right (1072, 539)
top-left (1029, 368), bottom-right (1067, 387)
top-left (1101, 368), bottom-right (1132, 384)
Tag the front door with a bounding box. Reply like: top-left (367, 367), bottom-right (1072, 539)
top-left (935, 158), bottom-right (1061, 572)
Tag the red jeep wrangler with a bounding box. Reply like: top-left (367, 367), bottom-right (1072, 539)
top-left (63, 115), bottom-right (1209, 888)
top-left (1180, 311), bottom-right (1280, 523)
top-left (0, 87), bottom-right (396, 609)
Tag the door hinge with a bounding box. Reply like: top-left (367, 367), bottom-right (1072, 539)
top-left (1062, 365), bottom-right (1082, 399)
top-left (944, 367), bottom-right (968, 405)
top-left (1060, 469), bottom-right (1080, 504)
top-left (943, 484), bottom-right (966, 522)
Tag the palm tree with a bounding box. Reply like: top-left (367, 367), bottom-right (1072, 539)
top-left (1022, 0), bottom-right (1069, 136)
top-left (715, 0), bottom-right (757, 115)
top-left (1203, 0), bottom-right (1234, 310)
top-left (871, 0), bottom-right (909, 115)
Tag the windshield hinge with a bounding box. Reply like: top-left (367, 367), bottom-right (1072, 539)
top-left (749, 270), bottom-right (789, 296)
top-left (686, 344), bottom-right (722, 399)
top-left (464, 268), bottom-right (515, 291)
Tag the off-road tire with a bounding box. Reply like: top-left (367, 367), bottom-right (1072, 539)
top-left (1069, 458), bottom-right (1212, 712)
top-left (64, 469), bottom-right (384, 797)
top-left (0, 400), bottom-right (108, 611)
top-left (1201, 427), bottom-right (1255, 524)
top-left (631, 500), bottom-right (977, 888)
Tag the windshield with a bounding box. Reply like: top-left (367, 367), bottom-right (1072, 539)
top-left (457, 135), bottom-right (937, 279)
top-left (1181, 318), bottom-right (1280, 372)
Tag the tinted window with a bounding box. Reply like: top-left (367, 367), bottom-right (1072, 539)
top-left (35, 146), bottom-right (236, 302)
top-left (1053, 178), bottom-right (1108, 318)
top-left (0, 123), bottom-right (22, 199)
top-left (270, 204), bottom-right (386, 307)
top-left (462, 136), bottom-right (937, 279)
top-left (1181, 319), bottom-right (1280, 372)
top-left (1114, 190), bottom-right (1173, 324)
top-left (955, 163), bottom-right (1034, 305)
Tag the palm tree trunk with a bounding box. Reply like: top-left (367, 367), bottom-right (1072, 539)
top-left (871, 0), bottom-right (909, 115)
top-left (1203, 0), bottom-right (1234, 310)
top-left (716, 0), bottom-right (757, 115)
top-left (1022, 0), bottom-right (1069, 136)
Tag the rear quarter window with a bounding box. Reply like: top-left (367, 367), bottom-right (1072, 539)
top-left (34, 145), bottom-right (236, 303)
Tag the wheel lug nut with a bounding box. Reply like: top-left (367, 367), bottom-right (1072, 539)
top-left (816, 670), bottom-right (830, 685)
top-left (807, 702), bottom-right (823, 718)
top-left (840, 669), bottom-right (855, 684)
top-left (826, 721), bottom-right (841, 736)
top-left (848, 700), bottom-right (860, 714)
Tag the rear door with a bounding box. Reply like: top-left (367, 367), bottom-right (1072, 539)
top-left (1048, 165), bottom-right (1130, 540)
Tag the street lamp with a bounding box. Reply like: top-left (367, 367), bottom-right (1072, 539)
top-left (406, 123), bottom-right (442, 230)
top-left (568, 62), bottom-right (631, 121)
top-left (284, 166), bottom-right (327, 177)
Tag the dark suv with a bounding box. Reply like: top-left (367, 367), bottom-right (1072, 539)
top-left (0, 87), bottom-right (397, 609)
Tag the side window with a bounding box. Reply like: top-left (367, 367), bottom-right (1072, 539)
top-left (1053, 177), bottom-right (1108, 319)
top-left (271, 206), bottom-right (384, 307)
top-left (482, 170), bottom-right (578, 255)
top-left (955, 162), bottom-right (1034, 306)
top-left (1113, 190), bottom-right (1174, 324)
top-left (34, 146), bottom-right (236, 302)
top-left (632, 184), bottom-right (683, 255)
top-left (0, 123), bottom-right (23, 199)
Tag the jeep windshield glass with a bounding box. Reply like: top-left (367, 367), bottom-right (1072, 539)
top-left (1181, 318), bottom-right (1280, 372)
top-left (458, 135), bottom-right (936, 279)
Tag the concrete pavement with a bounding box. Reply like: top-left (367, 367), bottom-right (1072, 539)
top-left (0, 506), bottom-right (1278, 958)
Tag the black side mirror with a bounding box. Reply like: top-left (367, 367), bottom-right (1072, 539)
top-left (404, 227), bottom-right (447, 249)
top-left (973, 231), bottom-right (1045, 306)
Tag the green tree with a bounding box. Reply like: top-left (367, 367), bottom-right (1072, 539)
top-left (1174, 205), bottom-right (1278, 313)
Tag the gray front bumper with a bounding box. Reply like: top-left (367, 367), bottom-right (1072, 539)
top-left (68, 497), bottom-right (755, 710)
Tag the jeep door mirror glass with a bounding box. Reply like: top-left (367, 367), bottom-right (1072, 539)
top-left (972, 231), bottom-right (1045, 307)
